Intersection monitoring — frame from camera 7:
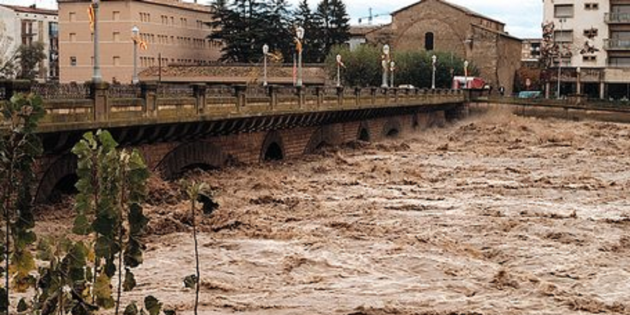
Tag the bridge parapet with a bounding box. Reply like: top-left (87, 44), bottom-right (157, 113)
top-left (0, 80), bottom-right (465, 133)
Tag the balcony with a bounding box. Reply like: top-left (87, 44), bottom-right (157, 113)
top-left (604, 38), bottom-right (630, 50)
top-left (605, 12), bottom-right (630, 23)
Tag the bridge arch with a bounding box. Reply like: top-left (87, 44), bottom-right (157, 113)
top-left (157, 141), bottom-right (225, 179)
top-left (261, 130), bottom-right (285, 161)
top-left (36, 154), bottom-right (78, 204)
top-left (382, 118), bottom-right (402, 138)
top-left (357, 121), bottom-right (371, 142)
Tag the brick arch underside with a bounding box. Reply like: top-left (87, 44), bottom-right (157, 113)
top-left (382, 118), bottom-right (402, 137)
top-left (304, 126), bottom-right (344, 154)
top-left (157, 142), bottom-right (225, 179)
top-left (394, 18), bottom-right (466, 55)
top-left (260, 130), bottom-right (285, 161)
top-left (357, 121), bottom-right (372, 142)
top-left (36, 154), bottom-right (77, 204)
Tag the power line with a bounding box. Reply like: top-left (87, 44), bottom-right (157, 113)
top-left (357, 7), bottom-right (390, 25)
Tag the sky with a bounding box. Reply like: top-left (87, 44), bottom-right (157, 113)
top-left (0, 0), bottom-right (542, 38)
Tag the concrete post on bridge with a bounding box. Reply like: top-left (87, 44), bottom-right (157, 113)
top-left (192, 83), bottom-right (207, 115)
top-left (296, 86), bottom-right (305, 109)
top-left (354, 87), bottom-right (361, 106)
top-left (141, 82), bottom-right (158, 118)
top-left (89, 82), bottom-right (110, 121)
top-left (336, 86), bottom-right (344, 107)
top-left (268, 85), bottom-right (278, 110)
top-left (0, 80), bottom-right (32, 100)
top-left (370, 87), bottom-right (378, 105)
top-left (235, 85), bottom-right (247, 113)
top-left (315, 86), bottom-right (324, 108)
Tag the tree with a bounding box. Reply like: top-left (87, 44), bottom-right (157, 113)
top-left (314, 0), bottom-right (350, 61)
top-left (325, 46), bottom-right (479, 88)
top-left (262, 0), bottom-right (292, 61)
top-left (293, 0), bottom-right (322, 63)
top-left (0, 93), bottom-right (45, 314)
top-left (15, 42), bottom-right (46, 80)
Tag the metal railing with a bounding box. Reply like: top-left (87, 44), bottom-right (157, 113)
top-left (32, 83), bottom-right (89, 99)
top-left (605, 12), bottom-right (630, 23)
top-left (604, 38), bottom-right (630, 50)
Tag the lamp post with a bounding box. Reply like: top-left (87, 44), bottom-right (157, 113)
top-left (557, 18), bottom-right (566, 99)
top-left (381, 44), bottom-right (390, 88)
top-left (296, 26), bottom-right (304, 87)
top-left (336, 54), bottom-right (342, 87)
top-left (390, 61), bottom-right (395, 88)
top-left (92, 0), bottom-right (102, 83)
top-left (262, 44), bottom-right (269, 86)
top-left (431, 55), bottom-right (437, 89)
top-left (132, 25), bottom-right (139, 84)
top-left (464, 60), bottom-right (469, 89)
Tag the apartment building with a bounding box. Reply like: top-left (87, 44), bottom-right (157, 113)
top-left (58, 0), bottom-right (221, 83)
top-left (544, 0), bottom-right (630, 99)
top-left (0, 4), bottom-right (59, 81)
top-left (522, 38), bottom-right (542, 62)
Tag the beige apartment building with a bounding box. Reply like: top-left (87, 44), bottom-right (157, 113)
top-left (58, 0), bottom-right (221, 83)
top-left (543, 0), bottom-right (630, 99)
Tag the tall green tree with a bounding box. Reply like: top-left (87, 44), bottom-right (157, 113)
top-left (314, 0), bottom-right (350, 61)
top-left (262, 0), bottom-right (292, 61)
top-left (293, 0), bottom-right (322, 63)
top-left (16, 42), bottom-right (46, 80)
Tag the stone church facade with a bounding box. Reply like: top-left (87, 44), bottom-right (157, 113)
top-left (365, 0), bottom-right (522, 94)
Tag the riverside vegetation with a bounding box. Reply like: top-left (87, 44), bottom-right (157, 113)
top-left (0, 93), bottom-right (208, 315)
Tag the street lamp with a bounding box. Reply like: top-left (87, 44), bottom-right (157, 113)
top-left (132, 25), bottom-right (139, 84)
top-left (381, 44), bottom-right (390, 88)
top-left (262, 44), bottom-right (269, 86)
top-left (390, 61), bottom-right (395, 88)
top-left (431, 55), bottom-right (437, 89)
top-left (336, 54), bottom-right (342, 87)
top-left (295, 26), bottom-right (304, 87)
top-left (92, 0), bottom-right (102, 83)
top-left (463, 60), bottom-right (469, 89)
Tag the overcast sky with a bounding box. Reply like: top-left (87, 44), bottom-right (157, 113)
top-left (0, 0), bottom-right (542, 38)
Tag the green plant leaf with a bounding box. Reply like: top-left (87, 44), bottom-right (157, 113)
top-left (72, 213), bottom-right (91, 235)
top-left (94, 271), bottom-right (115, 309)
top-left (144, 295), bottom-right (162, 315)
top-left (123, 269), bottom-right (137, 292)
top-left (183, 275), bottom-right (197, 289)
top-left (36, 237), bottom-right (54, 261)
top-left (124, 238), bottom-right (143, 268)
top-left (0, 288), bottom-right (7, 313)
top-left (123, 301), bottom-right (139, 315)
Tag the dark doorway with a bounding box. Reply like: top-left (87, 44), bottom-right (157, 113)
top-left (386, 128), bottom-right (400, 138)
top-left (359, 128), bottom-right (370, 141)
top-left (264, 142), bottom-right (284, 161)
top-left (48, 173), bottom-right (78, 203)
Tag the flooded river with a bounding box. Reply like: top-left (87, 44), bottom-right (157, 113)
top-left (39, 110), bottom-right (630, 314)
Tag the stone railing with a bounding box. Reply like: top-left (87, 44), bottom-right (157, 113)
top-left (0, 80), bottom-right (465, 129)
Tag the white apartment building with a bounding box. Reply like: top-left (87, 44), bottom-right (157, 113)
top-left (544, 0), bottom-right (630, 99)
top-left (0, 4), bottom-right (59, 81)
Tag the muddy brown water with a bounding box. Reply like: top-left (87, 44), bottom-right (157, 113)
top-left (33, 110), bottom-right (630, 314)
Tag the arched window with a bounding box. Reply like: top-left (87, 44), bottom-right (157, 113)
top-left (425, 32), bottom-right (434, 51)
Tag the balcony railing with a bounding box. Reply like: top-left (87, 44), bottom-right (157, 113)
top-left (605, 12), bottom-right (630, 23)
top-left (604, 38), bottom-right (630, 50)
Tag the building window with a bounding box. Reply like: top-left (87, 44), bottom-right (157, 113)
top-left (554, 4), bottom-right (574, 18)
top-left (113, 56), bottom-right (120, 66)
top-left (554, 30), bottom-right (573, 43)
top-left (69, 32), bottom-right (76, 42)
top-left (584, 28), bottom-right (598, 38)
top-left (69, 12), bottom-right (76, 22)
top-left (113, 32), bottom-right (120, 42)
top-left (112, 11), bottom-right (120, 20)
top-left (425, 32), bottom-right (434, 51)
top-left (609, 57), bottom-right (630, 67)
top-left (585, 3), bottom-right (599, 10)
top-left (70, 56), bottom-right (77, 66)
top-left (583, 55), bottom-right (596, 62)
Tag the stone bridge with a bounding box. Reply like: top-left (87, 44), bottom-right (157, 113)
top-left (0, 81), bottom-right (467, 203)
